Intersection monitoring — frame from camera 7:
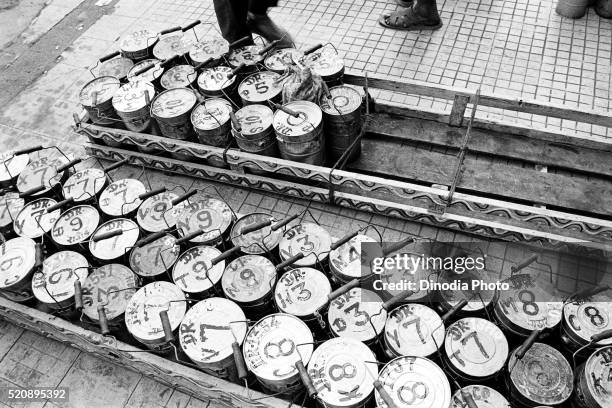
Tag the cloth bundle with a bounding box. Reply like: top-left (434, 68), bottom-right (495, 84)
top-left (281, 65), bottom-right (329, 104)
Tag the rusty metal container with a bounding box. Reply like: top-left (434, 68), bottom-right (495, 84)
top-left (112, 80), bottom-right (156, 133)
top-left (273, 101), bottom-right (325, 165)
top-left (320, 85), bottom-right (363, 163)
top-left (79, 76), bottom-right (121, 126)
top-left (151, 88), bottom-right (198, 142)
top-left (232, 104), bottom-right (278, 158)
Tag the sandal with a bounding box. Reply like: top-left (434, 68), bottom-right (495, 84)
top-left (379, 8), bottom-right (442, 30)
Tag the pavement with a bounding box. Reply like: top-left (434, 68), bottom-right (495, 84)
top-left (0, 0), bottom-right (610, 407)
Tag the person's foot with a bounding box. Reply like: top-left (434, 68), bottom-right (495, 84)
top-left (247, 13), bottom-right (294, 48)
top-left (396, 0), bottom-right (414, 7)
top-left (379, 5), bottom-right (442, 30)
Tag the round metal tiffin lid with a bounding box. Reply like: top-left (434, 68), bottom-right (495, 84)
top-left (197, 66), bottom-right (235, 91)
top-left (82, 264), bottom-right (138, 321)
top-left (328, 288), bottom-right (386, 342)
top-left (98, 57), bottom-right (134, 79)
top-left (32, 251), bottom-right (89, 304)
top-left (508, 342), bottom-right (573, 406)
top-left (153, 33), bottom-right (194, 61)
top-left (89, 218), bottom-right (140, 261)
top-left (14, 198), bottom-right (60, 239)
top-left (238, 71), bottom-right (283, 103)
top-left (120, 29), bottom-right (158, 53)
top-left (384, 303), bottom-right (443, 358)
top-left (227, 45), bottom-right (265, 67)
top-left (191, 98), bottom-right (232, 131)
top-left (151, 88), bottom-right (197, 119)
top-left (264, 48), bottom-right (303, 72)
top-left (243, 313), bottom-right (314, 382)
top-left (0, 237), bottom-right (36, 290)
top-left (0, 150), bottom-right (29, 185)
top-left (129, 234), bottom-right (179, 278)
top-left (99, 178), bottom-right (146, 217)
top-left (563, 293), bottom-right (612, 346)
top-left (302, 48), bottom-right (344, 78)
top-left (320, 86), bottom-right (362, 115)
top-left (233, 104), bottom-right (274, 136)
top-left (79, 76), bottom-right (120, 107)
top-left (136, 190), bottom-right (188, 233)
top-left (113, 80), bottom-right (155, 113)
top-left (307, 337), bottom-right (376, 407)
top-left (329, 234), bottom-right (377, 280)
top-left (451, 385), bottom-right (511, 408)
top-left (161, 65), bottom-right (196, 90)
top-left (125, 281), bottom-right (186, 342)
top-left (582, 346), bottom-right (612, 407)
top-left (62, 168), bottom-right (106, 202)
top-left (16, 153), bottom-right (69, 197)
top-left (189, 37), bottom-right (228, 63)
top-left (51, 205), bottom-right (100, 246)
top-left (127, 59), bottom-right (163, 83)
top-left (278, 222), bottom-right (332, 266)
top-left (173, 245), bottom-right (224, 294)
top-left (275, 268), bottom-right (331, 317)
top-left (223, 255), bottom-right (276, 304)
top-left (0, 193), bottom-right (25, 231)
top-left (176, 197), bottom-right (233, 244)
top-left (376, 356), bottom-right (452, 408)
top-left (180, 297), bottom-right (248, 364)
top-left (444, 317), bottom-right (508, 378)
top-left (273, 101), bottom-right (323, 138)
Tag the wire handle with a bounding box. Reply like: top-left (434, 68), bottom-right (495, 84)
top-left (45, 198), bottom-right (74, 213)
top-left (328, 279), bottom-right (359, 301)
top-left (271, 213), bottom-right (298, 231)
top-left (13, 145), bottom-right (43, 156)
top-left (135, 231), bottom-right (166, 248)
top-left (171, 190), bottom-right (197, 206)
top-left (103, 159), bottom-right (129, 173)
top-left (330, 231), bottom-right (359, 251)
top-left (228, 36), bottom-right (251, 49)
top-left (511, 254), bottom-right (538, 274)
top-left (373, 380), bottom-right (397, 408)
top-left (303, 44), bottom-right (323, 55)
top-left (441, 298), bottom-right (468, 322)
top-left (159, 310), bottom-right (175, 343)
top-left (160, 26), bottom-right (182, 35)
top-left (276, 253), bottom-right (304, 271)
top-left (92, 229), bottom-right (124, 243)
top-left (175, 228), bottom-right (205, 244)
top-left (567, 285), bottom-right (611, 302)
top-left (258, 40), bottom-right (281, 56)
top-left (228, 63), bottom-right (245, 79)
top-left (382, 289), bottom-right (415, 311)
top-left (19, 185), bottom-right (45, 198)
top-left (271, 102), bottom-right (300, 118)
top-left (182, 20), bottom-right (201, 32)
top-left (296, 360), bottom-right (317, 398)
top-left (133, 63), bottom-right (155, 77)
top-left (241, 219), bottom-right (272, 235)
top-left (233, 341), bottom-right (248, 379)
top-left (99, 51), bottom-right (121, 63)
top-left (74, 280), bottom-right (84, 311)
top-left (98, 305), bottom-right (111, 335)
top-left (460, 389), bottom-right (478, 408)
top-left (382, 237), bottom-right (415, 256)
top-left (211, 246), bottom-right (240, 265)
top-left (139, 187), bottom-right (166, 201)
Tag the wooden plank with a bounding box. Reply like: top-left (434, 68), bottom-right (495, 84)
top-left (0, 297), bottom-right (287, 408)
top-left (448, 94), bottom-right (469, 126)
top-left (349, 139), bottom-right (612, 216)
top-left (368, 113), bottom-right (612, 177)
top-left (345, 71), bottom-right (612, 127)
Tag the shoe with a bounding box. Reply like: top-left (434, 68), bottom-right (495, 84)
top-left (247, 13), bottom-right (294, 48)
top-left (379, 6), bottom-right (442, 30)
top-left (396, 0), bottom-right (414, 6)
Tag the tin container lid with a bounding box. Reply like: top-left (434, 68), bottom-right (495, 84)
top-left (176, 197), bottom-right (233, 244)
top-left (0, 192), bottom-right (25, 230)
top-left (0, 150), bottom-right (29, 183)
top-left (79, 76), bottom-right (121, 106)
top-left (129, 234), bottom-right (179, 278)
top-left (120, 29), bottom-right (158, 53)
top-left (173, 245), bottom-right (224, 294)
top-left (191, 98), bottom-right (232, 131)
top-left (302, 48), bottom-right (345, 78)
top-left (234, 104), bottom-right (274, 136)
top-left (320, 86), bottom-right (362, 116)
top-left (197, 66), bottom-right (235, 91)
top-left (99, 57), bottom-right (134, 79)
top-left (243, 313), bottom-right (314, 381)
top-left (230, 213), bottom-right (281, 254)
top-left (151, 88), bottom-right (197, 119)
top-left (264, 48), bottom-right (303, 72)
top-left (278, 222), bottom-right (331, 266)
top-left (563, 294), bottom-right (612, 346)
top-left (307, 337), bottom-right (376, 407)
top-left (82, 264), bottom-right (138, 321)
top-left (180, 297), bottom-right (248, 364)
top-left (227, 45), bottom-right (265, 67)
top-left (384, 303), bottom-right (444, 358)
top-left (189, 37), bottom-right (229, 63)
top-left (438, 268), bottom-right (498, 313)
top-left (89, 218), bottom-right (140, 261)
top-left (494, 273), bottom-right (562, 332)
top-left (273, 101), bottom-right (323, 138)
top-left (376, 253), bottom-right (434, 303)
top-left (445, 317), bottom-right (508, 379)
top-left (583, 346), bottom-right (612, 407)
top-left (451, 385), bottom-right (511, 408)
top-left (99, 178), bottom-right (146, 217)
top-left (127, 59), bottom-right (163, 83)
top-left (238, 71), bottom-right (282, 103)
top-left (329, 234), bottom-right (377, 280)
top-left (32, 251), bottom-right (89, 304)
top-left (125, 281), bottom-right (186, 342)
top-left (51, 205), bottom-right (100, 246)
top-left (14, 198), bottom-right (60, 239)
top-left (16, 154), bottom-right (69, 197)
top-left (113, 80), bottom-right (155, 113)
top-left (0, 237), bottom-right (36, 289)
top-left (376, 356), bottom-right (452, 408)
top-left (153, 33), bottom-right (194, 61)
top-left (161, 65), bottom-right (196, 90)
top-left (62, 168), bottom-right (106, 202)
top-left (328, 288), bottom-right (386, 342)
top-left (223, 255), bottom-right (276, 304)
top-left (508, 342), bottom-right (573, 405)
top-left (136, 190), bottom-right (187, 233)
top-left (275, 268), bottom-right (331, 317)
